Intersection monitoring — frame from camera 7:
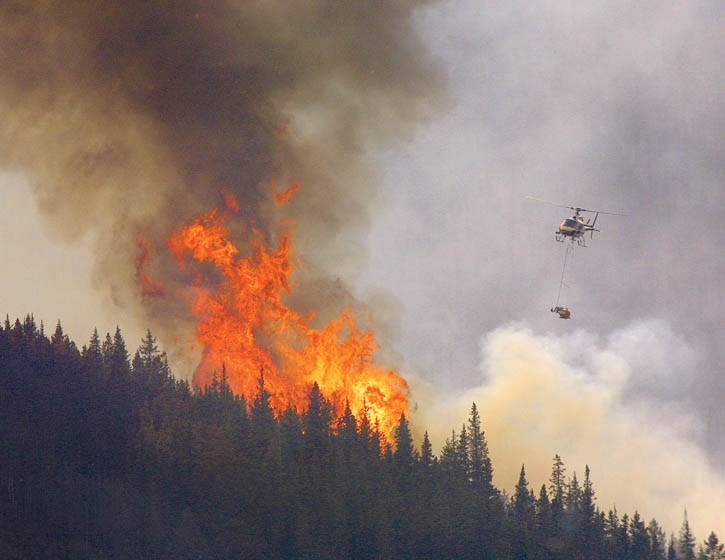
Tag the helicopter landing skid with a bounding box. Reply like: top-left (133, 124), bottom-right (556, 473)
top-left (555, 234), bottom-right (586, 247)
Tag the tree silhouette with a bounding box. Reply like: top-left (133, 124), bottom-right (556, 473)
top-left (0, 316), bottom-right (720, 559)
top-left (679, 510), bottom-right (697, 560)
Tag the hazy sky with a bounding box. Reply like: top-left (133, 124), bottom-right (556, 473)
top-left (1, 0), bottom-right (722, 538)
top-left (358, 0), bottom-right (724, 536)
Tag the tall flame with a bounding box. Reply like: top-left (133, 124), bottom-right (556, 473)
top-left (166, 191), bottom-right (409, 437)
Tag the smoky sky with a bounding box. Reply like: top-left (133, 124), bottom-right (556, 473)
top-left (0, 1), bottom-right (446, 345)
top-left (360, 0), bottom-right (724, 464)
top-left (1, 0), bottom-right (723, 533)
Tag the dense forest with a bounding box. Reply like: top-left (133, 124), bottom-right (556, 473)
top-left (0, 315), bottom-right (722, 559)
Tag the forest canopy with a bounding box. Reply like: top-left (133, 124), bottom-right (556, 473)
top-left (0, 315), bottom-right (721, 559)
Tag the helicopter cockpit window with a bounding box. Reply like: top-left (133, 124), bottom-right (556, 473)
top-left (563, 219), bottom-right (579, 228)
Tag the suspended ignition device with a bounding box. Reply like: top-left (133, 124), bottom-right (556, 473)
top-left (526, 197), bottom-right (625, 247)
top-left (527, 196), bottom-right (625, 319)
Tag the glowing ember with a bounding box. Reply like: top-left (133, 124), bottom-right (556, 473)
top-left (166, 191), bottom-right (409, 437)
top-left (274, 182), bottom-right (300, 206)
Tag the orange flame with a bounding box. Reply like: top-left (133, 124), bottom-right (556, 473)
top-left (167, 194), bottom-right (408, 437)
top-left (274, 182), bottom-right (300, 206)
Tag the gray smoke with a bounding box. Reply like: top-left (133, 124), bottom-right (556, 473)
top-left (361, 0), bottom-right (724, 467)
top-left (0, 1), bottom-right (446, 349)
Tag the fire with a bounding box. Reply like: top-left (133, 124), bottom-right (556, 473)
top-left (166, 191), bottom-right (409, 437)
top-left (274, 182), bottom-right (300, 206)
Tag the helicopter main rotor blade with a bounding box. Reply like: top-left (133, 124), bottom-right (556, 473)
top-left (525, 196), bottom-right (577, 211)
top-left (526, 197), bottom-right (626, 216)
top-left (589, 209), bottom-right (627, 216)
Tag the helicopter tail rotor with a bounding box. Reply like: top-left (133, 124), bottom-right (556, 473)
top-left (590, 212), bottom-right (600, 238)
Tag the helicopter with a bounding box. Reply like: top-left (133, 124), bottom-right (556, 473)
top-left (526, 196), bottom-right (625, 246)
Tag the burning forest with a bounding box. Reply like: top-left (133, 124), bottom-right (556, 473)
top-left (0, 1), bottom-right (446, 434)
top-left (159, 189), bottom-right (410, 436)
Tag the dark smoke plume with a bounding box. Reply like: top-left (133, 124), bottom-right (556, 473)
top-left (0, 1), bottom-right (445, 354)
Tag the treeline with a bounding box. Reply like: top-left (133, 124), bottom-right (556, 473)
top-left (0, 315), bottom-right (722, 559)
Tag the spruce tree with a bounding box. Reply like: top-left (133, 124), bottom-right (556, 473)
top-left (679, 511), bottom-right (697, 560)
top-left (668, 533), bottom-right (678, 560)
top-left (567, 471), bottom-right (582, 516)
top-left (392, 414), bottom-right (416, 489)
top-left (457, 425), bottom-right (470, 481)
top-left (619, 513), bottom-right (632, 560)
top-left (249, 371), bottom-right (279, 467)
top-left (303, 382), bottom-right (333, 464)
top-left (82, 328), bottom-right (104, 376)
top-left (511, 465), bottom-right (536, 560)
top-left (417, 431), bottom-right (437, 497)
top-left (50, 320), bottom-right (71, 352)
top-left (648, 518), bottom-right (667, 560)
top-left (702, 532), bottom-right (724, 560)
top-left (604, 509), bottom-right (621, 559)
top-left (536, 484), bottom-right (553, 549)
top-left (549, 454), bottom-right (566, 507)
top-left (439, 430), bottom-right (458, 478)
top-left (467, 402), bottom-right (493, 493)
top-left (102, 326), bottom-right (130, 378)
top-left (569, 465), bottom-right (601, 560)
top-left (581, 465), bottom-right (596, 523)
top-left (630, 511), bottom-right (650, 560)
top-left (335, 400), bottom-right (358, 462)
top-left (132, 329), bottom-right (172, 395)
top-left (420, 431), bottom-right (435, 471)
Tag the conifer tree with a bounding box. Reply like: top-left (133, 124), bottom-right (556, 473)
top-left (604, 509), bottom-right (621, 558)
top-left (82, 328), bottom-right (104, 375)
top-left (536, 484), bottom-right (553, 544)
top-left (581, 465), bottom-right (596, 521)
top-left (648, 518), bottom-right (667, 560)
top-left (513, 465), bottom-right (534, 514)
top-left (417, 431), bottom-right (437, 498)
top-left (702, 532), bottom-right (724, 560)
top-left (569, 465), bottom-right (600, 560)
top-left (303, 382), bottom-right (333, 464)
top-left (567, 471), bottom-right (582, 515)
top-left (439, 430), bottom-right (458, 478)
top-left (467, 402), bottom-right (493, 492)
top-left (132, 329), bottom-right (172, 394)
top-left (393, 414), bottom-right (416, 489)
top-left (335, 400), bottom-right (358, 462)
top-left (22, 313), bottom-right (38, 336)
top-left (511, 465), bottom-right (537, 560)
top-left (457, 425), bottom-right (470, 480)
top-left (103, 326), bottom-right (130, 378)
top-left (620, 513), bottom-right (632, 560)
top-left (668, 534), bottom-right (679, 560)
top-left (630, 511), bottom-right (650, 560)
top-left (549, 454), bottom-right (566, 507)
top-left (680, 511), bottom-right (697, 560)
top-left (418, 431), bottom-right (434, 472)
top-left (245, 372), bottom-right (282, 550)
top-left (250, 371), bottom-right (277, 449)
top-left (279, 407), bottom-right (303, 465)
top-left (278, 405), bottom-right (304, 515)
top-left (50, 320), bottom-right (70, 350)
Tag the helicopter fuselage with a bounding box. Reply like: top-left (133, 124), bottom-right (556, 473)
top-left (556, 215), bottom-right (598, 245)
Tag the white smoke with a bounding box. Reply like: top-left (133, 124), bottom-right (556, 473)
top-left (412, 320), bottom-right (725, 538)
